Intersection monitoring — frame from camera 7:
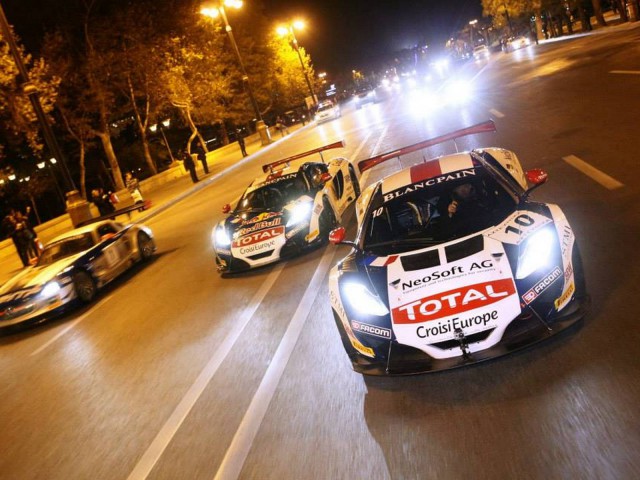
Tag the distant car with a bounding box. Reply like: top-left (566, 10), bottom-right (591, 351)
top-left (506, 35), bottom-right (531, 52)
top-left (212, 142), bottom-right (360, 274)
top-left (473, 45), bottom-right (490, 60)
top-left (328, 121), bottom-right (588, 375)
top-left (354, 89), bottom-right (377, 109)
top-left (0, 220), bottom-right (156, 331)
top-left (314, 100), bottom-right (341, 123)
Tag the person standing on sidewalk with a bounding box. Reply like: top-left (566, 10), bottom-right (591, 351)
top-left (125, 172), bottom-right (145, 210)
top-left (196, 141), bottom-right (209, 174)
top-left (237, 128), bottom-right (248, 157)
top-left (2, 210), bottom-right (30, 267)
top-left (183, 150), bottom-right (199, 183)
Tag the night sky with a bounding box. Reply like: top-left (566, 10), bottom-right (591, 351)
top-left (262, 0), bottom-right (484, 71)
top-left (3, 0), bottom-right (484, 74)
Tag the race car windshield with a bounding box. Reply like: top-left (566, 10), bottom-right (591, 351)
top-left (362, 169), bottom-right (518, 254)
top-left (37, 233), bottom-right (95, 266)
top-left (317, 103), bottom-right (334, 112)
top-left (235, 176), bottom-right (308, 213)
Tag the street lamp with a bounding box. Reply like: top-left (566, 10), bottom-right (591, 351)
top-left (37, 157), bottom-right (65, 205)
top-left (150, 119), bottom-right (176, 165)
top-left (276, 20), bottom-right (317, 108)
top-left (200, 1), bottom-right (271, 146)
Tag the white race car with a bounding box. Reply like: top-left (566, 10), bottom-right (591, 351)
top-left (328, 121), bottom-right (588, 375)
top-left (0, 220), bottom-right (156, 331)
top-left (213, 141), bottom-right (360, 273)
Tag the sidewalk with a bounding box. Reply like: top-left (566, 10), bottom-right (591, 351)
top-left (0, 122), bottom-right (311, 285)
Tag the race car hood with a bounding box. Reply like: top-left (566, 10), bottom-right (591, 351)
top-left (0, 254), bottom-right (80, 296)
top-left (364, 209), bottom-right (556, 360)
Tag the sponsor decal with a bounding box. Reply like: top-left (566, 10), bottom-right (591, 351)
top-left (238, 239), bottom-right (277, 256)
top-left (393, 279), bottom-right (516, 324)
top-left (242, 212), bottom-right (281, 226)
top-left (351, 321), bottom-right (392, 339)
top-left (400, 260), bottom-right (494, 292)
top-left (554, 281), bottom-right (575, 310)
top-left (369, 255), bottom-right (399, 267)
top-left (560, 224), bottom-right (574, 257)
top-left (313, 203), bottom-right (323, 215)
top-left (416, 310), bottom-right (498, 339)
top-left (383, 169), bottom-right (476, 202)
top-left (237, 217), bottom-right (282, 236)
top-left (522, 267), bottom-right (562, 304)
top-left (233, 226), bottom-right (284, 248)
top-left (486, 211), bottom-right (552, 245)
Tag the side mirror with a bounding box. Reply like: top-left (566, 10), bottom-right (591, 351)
top-left (222, 204), bottom-right (231, 214)
top-left (523, 168), bottom-right (548, 198)
top-left (320, 172), bottom-right (333, 184)
top-left (526, 168), bottom-right (548, 186)
top-left (329, 227), bottom-right (346, 245)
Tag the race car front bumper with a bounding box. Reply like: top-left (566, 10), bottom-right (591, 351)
top-left (347, 294), bottom-right (590, 375)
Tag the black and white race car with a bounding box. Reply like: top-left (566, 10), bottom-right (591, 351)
top-left (0, 220), bottom-right (156, 332)
top-left (328, 121), bottom-right (588, 375)
top-left (213, 141), bottom-right (360, 273)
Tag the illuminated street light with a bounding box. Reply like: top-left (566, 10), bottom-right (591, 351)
top-left (277, 19), bottom-right (317, 107)
top-left (201, 1), bottom-right (271, 146)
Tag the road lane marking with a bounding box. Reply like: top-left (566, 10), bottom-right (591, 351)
top-left (489, 109), bottom-right (505, 118)
top-left (562, 155), bottom-right (624, 190)
top-left (214, 246), bottom-right (336, 480)
top-left (610, 70), bottom-right (640, 75)
top-left (30, 295), bottom-right (113, 356)
top-left (127, 263), bottom-right (285, 480)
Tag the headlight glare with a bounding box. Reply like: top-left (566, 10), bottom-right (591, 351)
top-left (40, 281), bottom-right (61, 299)
top-left (342, 282), bottom-right (389, 316)
top-left (516, 228), bottom-right (555, 279)
top-left (286, 202), bottom-right (313, 227)
top-left (215, 227), bottom-right (231, 247)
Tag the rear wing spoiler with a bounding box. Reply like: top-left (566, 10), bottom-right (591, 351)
top-left (262, 140), bottom-right (345, 173)
top-left (357, 120), bottom-right (496, 174)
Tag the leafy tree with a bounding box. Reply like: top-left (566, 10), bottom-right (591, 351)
top-left (0, 25), bottom-right (59, 160)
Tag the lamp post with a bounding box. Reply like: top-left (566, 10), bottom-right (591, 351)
top-left (150, 119), bottom-right (176, 166)
top-left (201, 1), bottom-right (271, 146)
top-left (277, 20), bottom-right (317, 108)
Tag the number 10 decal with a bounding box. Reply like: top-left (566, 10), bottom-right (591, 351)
top-left (505, 214), bottom-right (535, 235)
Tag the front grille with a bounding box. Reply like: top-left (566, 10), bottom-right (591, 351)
top-left (429, 328), bottom-right (495, 350)
top-left (247, 251), bottom-right (274, 261)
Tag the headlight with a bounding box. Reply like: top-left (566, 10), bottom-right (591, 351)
top-left (342, 282), bottom-right (389, 316)
top-left (214, 227), bottom-right (231, 247)
top-left (516, 228), bottom-right (555, 279)
top-left (446, 80), bottom-right (473, 103)
top-left (286, 202), bottom-right (313, 227)
top-left (40, 282), bottom-right (61, 299)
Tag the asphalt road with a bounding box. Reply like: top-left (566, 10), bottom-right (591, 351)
top-left (1, 24), bottom-right (639, 480)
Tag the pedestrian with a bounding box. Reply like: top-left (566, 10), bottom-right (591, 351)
top-left (91, 188), bottom-right (116, 217)
top-left (125, 172), bottom-right (145, 209)
top-left (237, 128), bottom-right (248, 157)
top-left (14, 207), bottom-right (42, 257)
top-left (196, 141), bottom-right (210, 174)
top-left (183, 150), bottom-right (199, 183)
top-left (2, 210), bottom-right (30, 267)
top-left (275, 115), bottom-right (289, 137)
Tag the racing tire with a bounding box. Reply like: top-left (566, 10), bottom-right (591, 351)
top-left (349, 166), bottom-right (361, 199)
top-left (73, 271), bottom-right (96, 304)
top-left (137, 231), bottom-right (155, 261)
top-left (319, 198), bottom-right (337, 241)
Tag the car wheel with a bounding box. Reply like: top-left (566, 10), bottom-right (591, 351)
top-left (137, 231), bottom-right (155, 261)
top-left (319, 198), bottom-right (337, 240)
top-left (73, 271), bottom-right (96, 303)
top-left (349, 166), bottom-right (361, 199)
